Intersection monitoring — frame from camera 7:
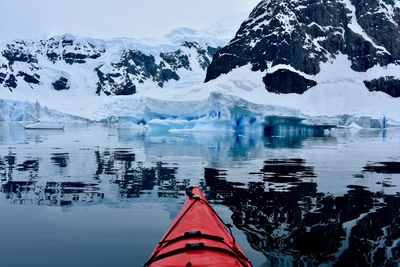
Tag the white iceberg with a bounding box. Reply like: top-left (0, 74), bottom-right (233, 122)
top-left (24, 122), bottom-right (65, 130)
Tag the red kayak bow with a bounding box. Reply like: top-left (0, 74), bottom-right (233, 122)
top-left (145, 186), bottom-right (252, 267)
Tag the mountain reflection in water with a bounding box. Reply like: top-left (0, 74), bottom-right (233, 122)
top-left (0, 147), bottom-right (189, 204)
top-left (205, 160), bottom-right (400, 267)
top-left (0, 124), bottom-right (399, 267)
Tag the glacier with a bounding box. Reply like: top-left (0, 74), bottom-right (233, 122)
top-left (0, 91), bottom-right (394, 136)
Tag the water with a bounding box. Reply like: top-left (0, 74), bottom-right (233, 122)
top-left (0, 124), bottom-right (399, 267)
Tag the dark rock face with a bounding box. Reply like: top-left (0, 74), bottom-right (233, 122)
top-left (95, 66), bottom-right (136, 96)
top-left (160, 50), bottom-right (191, 71)
top-left (352, 0), bottom-right (400, 59)
top-left (344, 30), bottom-right (393, 72)
top-left (41, 36), bottom-right (104, 64)
top-left (2, 41), bottom-right (38, 65)
top-left (52, 77), bottom-right (70, 91)
top-left (95, 49), bottom-right (180, 95)
top-left (116, 81), bottom-right (136, 96)
top-left (4, 75), bottom-right (17, 89)
top-left (364, 76), bottom-right (400, 97)
top-left (0, 36), bottom-right (105, 90)
top-left (263, 69), bottom-right (317, 94)
top-left (114, 50), bottom-right (168, 82)
top-left (207, 46), bottom-right (219, 57)
top-left (206, 0), bottom-right (400, 94)
top-left (1, 37), bottom-right (103, 67)
top-left (63, 52), bottom-right (101, 65)
top-left (0, 72), bottom-right (6, 84)
top-left (17, 72), bottom-right (40, 84)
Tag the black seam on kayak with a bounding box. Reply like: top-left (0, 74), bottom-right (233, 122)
top-left (144, 244), bottom-right (250, 267)
top-left (154, 229), bottom-right (252, 267)
top-left (159, 232), bottom-right (225, 246)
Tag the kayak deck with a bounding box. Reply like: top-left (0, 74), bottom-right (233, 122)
top-left (145, 186), bottom-right (252, 267)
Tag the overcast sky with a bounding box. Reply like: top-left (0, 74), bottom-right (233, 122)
top-left (0, 0), bottom-right (260, 41)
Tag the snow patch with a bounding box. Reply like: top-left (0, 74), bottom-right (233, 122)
top-left (267, 64), bottom-right (314, 79)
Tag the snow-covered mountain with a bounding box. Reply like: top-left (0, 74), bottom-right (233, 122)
top-left (0, 12), bottom-right (251, 96)
top-left (0, 34), bottom-right (220, 96)
top-left (0, 4), bottom-right (399, 130)
top-left (206, 0), bottom-right (400, 97)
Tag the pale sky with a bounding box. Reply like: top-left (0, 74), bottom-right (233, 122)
top-left (0, 0), bottom-right (260, 41)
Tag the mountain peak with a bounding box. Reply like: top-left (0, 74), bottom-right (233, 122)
top-left (165, 13), bottom-right (251, 47)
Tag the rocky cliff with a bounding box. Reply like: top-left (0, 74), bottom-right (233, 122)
top-left (206, 0), bottom-right (400, 96)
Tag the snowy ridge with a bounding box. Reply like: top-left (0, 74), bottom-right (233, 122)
top-left (0, 32), bottom-right (221, 96)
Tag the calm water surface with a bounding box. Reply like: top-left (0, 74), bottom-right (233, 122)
top-left (0, 124), bottom-right (399, 267)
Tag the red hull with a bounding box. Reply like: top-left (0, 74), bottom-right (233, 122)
top-left (145, 186), bottom-right (252, 267)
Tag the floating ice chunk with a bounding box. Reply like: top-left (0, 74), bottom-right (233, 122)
top-left (148, 119), bottom-right (173, 133)
top-left (387, 118), bottom-right (400, 127)
top-left (117, 116), bottom-right (148, 131)
top-left (347, 122), bottom-right (363, 129)
top-left (24, 122), bottom-right (65, 130)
